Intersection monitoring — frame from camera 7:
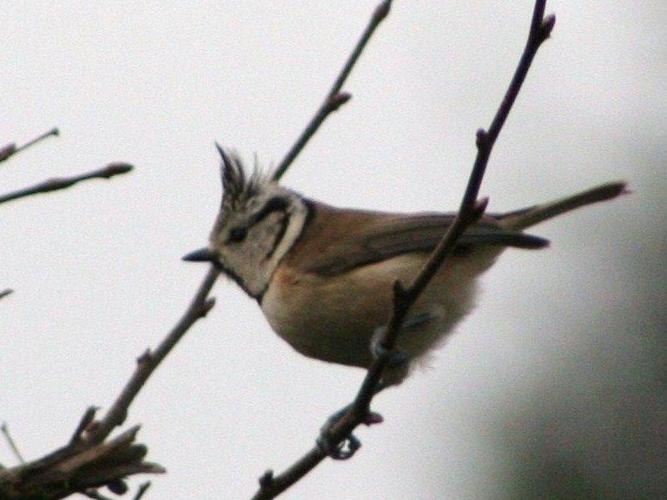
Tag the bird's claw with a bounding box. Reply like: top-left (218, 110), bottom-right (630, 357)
top-left (316, 432), bottom-right (361, 460)
top-left (371, 326), bottom-right (409, 367)
top-left (317, 405), bottom-right (383, 460)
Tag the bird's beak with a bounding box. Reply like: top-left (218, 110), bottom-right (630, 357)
top-left (182, 247), bottom-right (217, 263)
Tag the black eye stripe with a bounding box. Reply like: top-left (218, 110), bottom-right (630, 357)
top-left (228, 226), bottom-right (248, 242)
top-left (226, 197), bottom-right (288, 244)
top-left (251, 197), bottom-right (289, 225)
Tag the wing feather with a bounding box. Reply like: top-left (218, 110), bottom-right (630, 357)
top-left (294, 204), bottom-right (548, 276)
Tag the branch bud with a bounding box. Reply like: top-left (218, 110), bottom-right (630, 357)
top-left (476, 128), bottom-right (488, 148)
top-left (540, 14), bottom-right (556, 42)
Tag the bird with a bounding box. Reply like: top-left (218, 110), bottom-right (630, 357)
top-left (184, 147), bottom-right (627, 391)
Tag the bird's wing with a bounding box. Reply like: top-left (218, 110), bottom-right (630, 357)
top-left (298, 205), bottom-right (548, 276)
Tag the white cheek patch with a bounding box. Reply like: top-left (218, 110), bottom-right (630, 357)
top-left (264, 202), bottom-right (308, 277)
top-left (221, 194), bottom-right (308, 299)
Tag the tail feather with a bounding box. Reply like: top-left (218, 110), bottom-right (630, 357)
top-left (496, 181), bottom-right (628, 230)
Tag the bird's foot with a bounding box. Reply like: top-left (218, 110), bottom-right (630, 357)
top-left (371, 327), bottom-right (408, 367)
top-left (372, 313), bottom-right (434, 365)
top-left (317, 404), bottom-right (383, 460)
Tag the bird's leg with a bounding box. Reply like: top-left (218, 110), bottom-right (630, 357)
top-left (371, 312), bottom-right (434, 365)
top-left (318, 314), bottom-right (433, 460)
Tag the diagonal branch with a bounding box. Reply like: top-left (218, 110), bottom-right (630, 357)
top-left (1, 422), bottom-right (25, 464)
top-left (0, 266), bottom-right (218, 498)
top-left (85, 266), bottom-right (219, 445)
top-left (363, 3), bottom-right (555, 380)
top-left (0, 414), bottom-right (164, 499)
top-left (0, 128), bottom-right (59, 164)
top-left (133, 481), bottom-right (151, 500)
top-left (272, 0), bottom-right (392, 181)
top-left (0, 163), bottom-right (133, 205)
top-left (252, 2), bottom-right (555, 498)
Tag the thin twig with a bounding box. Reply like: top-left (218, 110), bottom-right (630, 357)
top-left (252, 2), bottom-right (554, 498)
top-left (1, 422), bottom-right (25, 464)
top-left (0, 412), bottom-right (164, 498)
top-left (70, 406), bottom-right (98, 445)
top-left (364, 4), bottom-right (555, 380)
top-left (12, 128), bottom-right (60, 157)
top-left (0, 162), bottom-right (133, 205)
top-left (0, 289), bottom-right (13, 301)
top-left (0, 128), bottom-right (59, 163)
top-left (85, 266), bottom-right (218, 445)
top-left (272, 0), bottom-right (392, 181)
top-left (133, 481), bottom-right (152, 500)
top-left (0, 117), bottom-right (215, 499)
top-left (17, 268), bottom-right (217, 498)
top-left (83, 489), bottom-right (113, 500)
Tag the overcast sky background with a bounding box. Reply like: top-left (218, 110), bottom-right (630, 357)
top-left (2, 1), bottom-right (665, 499)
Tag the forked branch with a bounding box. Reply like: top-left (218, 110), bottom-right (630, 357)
top-left (1, 135), bottom-right (217, 497)
top-left (0, 410), bottom-right (164, 499)
top-left (85, 266), bottom-right (219, 445)
top-left (253, 2), bottom-right (555, 498)
top-left (0, 268), bottom-right (217, 499)
top-left (0, 128), bottom-right (59, 163)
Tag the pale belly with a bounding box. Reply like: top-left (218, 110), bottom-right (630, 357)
top-left (261, 249), bottom-right (501, 379)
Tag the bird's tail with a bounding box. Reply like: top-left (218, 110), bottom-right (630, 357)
top-left (496, 181), bottom-right (628, 230)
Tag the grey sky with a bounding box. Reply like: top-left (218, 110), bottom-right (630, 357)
top-left (2, 1), bottom-right (665, 498)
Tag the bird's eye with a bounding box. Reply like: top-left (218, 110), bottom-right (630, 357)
top-left (228, 226), bottom-right (248, 243)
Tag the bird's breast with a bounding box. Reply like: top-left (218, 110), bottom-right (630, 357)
top-left (260, 250), bottom-right (498, 370)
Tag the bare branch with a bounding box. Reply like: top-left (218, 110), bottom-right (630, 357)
top-left (252, 2), bottom-right (555, 498)
top-left (378, 6), bottom-right (555, 355)
top-left (133, 481), bottom-right (151, 500)
top-left (1, 422), bottom-right (25, 464)
top-left (272, 0), bottom-right (392, 181)
top-left (0, 259), bottom-right (216, 499)
top-left (0, 289), bottom-right (13, 301)
top-left (0, 412), bottom-right (164, 499)
top-left (85, 266), bottom-right (218, 445)
top-left (0, 163), bottom-right (133, 205)
top-left (69, 406), bottom-right (98, 445)
top-left (0, 128), bottom-right (59, 163)
top-left (83, 488), bottom-right (114, 500)
top-left (52, 266), bottom-right (217, 498)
